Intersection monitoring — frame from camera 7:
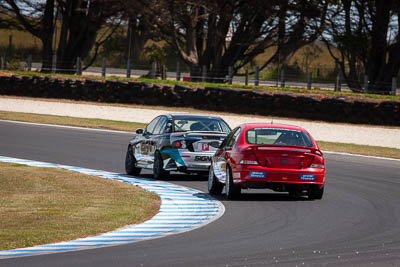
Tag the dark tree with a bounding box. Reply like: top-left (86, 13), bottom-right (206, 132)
top-left (1, 0), bottom-right (123, 73)
top-left (324, 0), bottom-right (400, 93)
top-left (124, 11), bottom-right (154, 64)
top-left (1, 0), bottom-right (56, 71)
top-left (136, 0), bottom-right (330, 81)
top-left (55, 0), bottom-right (124, 73)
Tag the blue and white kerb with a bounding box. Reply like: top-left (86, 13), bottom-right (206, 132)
top-left (0, 156), bottom-right (225, 259)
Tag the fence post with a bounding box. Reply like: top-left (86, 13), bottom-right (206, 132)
top-left (245, 69), bottom-right (249, 86)
top-left (363, 75), bottom-right (368, 93)
top-left (202, 65), bottom-right (207, 82)
top-left (126, 58), bottom-right (131, 78)
top-left (161, 64), bottom-right (166, 80)
top-left (176, 61), bottom-right (181, 81)
top-left (255, 66), bottom-right (259, 86)
top-left (228, 66), bottom-right (233, 84)
top-left (127, 22), bottom-right (132, 79)
top-left (280, 69), bottom-right (285, 88)
top-left (52, 54), bottom-right (57, 74)
top-left (151, 61), bottom-right (156, 79)
top-left (307, 72), bottom-right (312, 90)
top-left (101, 57), bottom-right (106, 77)
top-left (2, 52), bottom-right (7, 70)
top-left (335, 73), bottom-right (342, 92)
top-left (8, 35), bottom-right (12, 57)
top-left (76, 57), bottom-right (81, 75)
top-left (27, 55), bottom-right (32, 72)
top-left (392, 77), bottom-right (397, 96)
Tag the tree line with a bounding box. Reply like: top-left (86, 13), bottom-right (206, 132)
top-left (0, 0), bottom-right (399, 93)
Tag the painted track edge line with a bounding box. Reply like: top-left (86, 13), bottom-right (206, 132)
top-left (323, 150), bottom-right (400, 162)
top-left (0, 156), bottom-right (225, 259)
top-left (0, 119), bottom-right (133, 134)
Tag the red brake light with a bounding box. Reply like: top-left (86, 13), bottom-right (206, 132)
top-left (310, 155), bottom-right (325, 169)
top-left (175, 141), bottom-right (181, 148)
top-left (239, 152), bottom-right (259, 165)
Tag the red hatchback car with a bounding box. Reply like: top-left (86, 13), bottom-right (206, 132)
top-left (208, 123), bottom-right (325, 200)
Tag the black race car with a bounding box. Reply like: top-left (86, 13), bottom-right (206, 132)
top-left (125, 114), bottom-right (231, 178)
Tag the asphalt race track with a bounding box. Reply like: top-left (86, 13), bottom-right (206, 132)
top-left (1, 120), bottom-right (400, 267)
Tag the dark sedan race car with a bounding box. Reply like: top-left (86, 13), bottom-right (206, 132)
top-left (208, 123), bottom-right (326, 200)
top-left (125, 114), bottom-right (231, 178)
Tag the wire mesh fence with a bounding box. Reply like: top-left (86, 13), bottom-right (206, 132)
top-left (1, 53), bottom-right (399, 96)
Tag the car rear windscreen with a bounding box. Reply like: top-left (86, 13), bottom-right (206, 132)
top-left (246, 128), bottom-right (313, 147)
top-left (173, 118), bottom-right (230, 133)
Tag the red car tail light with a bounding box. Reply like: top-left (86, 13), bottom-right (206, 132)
top-left (239, 152), bottom-right (259, 165)
top-left (310, 155), bottom-right (325, 169)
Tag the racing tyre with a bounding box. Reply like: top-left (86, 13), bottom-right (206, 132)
top-left (225, 166), bottom-right (241, 200)
top-left (208, 165), bottom-right (223, 195)
top-left (153, 151), bottom-right (169, 179)
top-left (125, 146), bottom-right (141, 176)
top-left (308, 185), bottom-right (324, 200)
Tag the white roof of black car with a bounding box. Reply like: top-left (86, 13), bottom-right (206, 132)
top-left (167, 114), bottom-right (223, 120)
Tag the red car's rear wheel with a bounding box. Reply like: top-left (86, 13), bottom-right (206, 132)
top-left (225, 166), bottom-right (241, 200)
top-left (208, 165), bottom-right (223, 195)
top-left (308, 185), bottom-right (324, 200)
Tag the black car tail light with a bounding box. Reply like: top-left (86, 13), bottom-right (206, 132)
top-left (174, 141), bottom-right (181, 148)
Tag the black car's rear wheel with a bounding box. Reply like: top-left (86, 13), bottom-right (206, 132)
top-left (125, 146), bottom-right (141, 176)
top-left (153, 151), bottom-right (169, 179)
top-left (225, 166), bottom-right (241, 200)
top-left (308, 185), bottom-right (324, 200)
top-left (208, 165), bottom-right (223, 195)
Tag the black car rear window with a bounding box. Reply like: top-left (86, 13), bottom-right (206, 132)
top-left (172, 117), bottom-right (230, 133)
top-left (245, 128), bottom-right (313, 147)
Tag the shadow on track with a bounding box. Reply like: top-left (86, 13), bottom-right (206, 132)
top-left (214, 192), bottom-right (310, 202)
top-left (131, 172), bottom-right (311, 202)
top-left (138, 173), bottom-right (208, 182)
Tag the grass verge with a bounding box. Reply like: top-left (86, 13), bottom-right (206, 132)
top-left (0, 110), bottom-right (146, 132)
top-left (0, 162), bottom-right (160, 250)
top-left (0, 110), bottom-right (399, 159)
top-left (317, 141), bottom-right (400, 159)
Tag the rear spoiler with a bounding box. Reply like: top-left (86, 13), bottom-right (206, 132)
top-left (246, 145), bottom-right (323, 155)
top-left (171, 131), bottom-right (227, 138)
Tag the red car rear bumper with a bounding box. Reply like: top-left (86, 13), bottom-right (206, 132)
top-left (231, 165), bottom-right (325, 186)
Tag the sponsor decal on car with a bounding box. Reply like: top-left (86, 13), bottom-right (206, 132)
top-left (195, 155), bottom-right (212, 161)
top-left (202, 143), bottom-right (210, 151)
top-left (249, 171), bottom-right (266, 178)
top-left (300, 174), bottom-right (316, 181)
